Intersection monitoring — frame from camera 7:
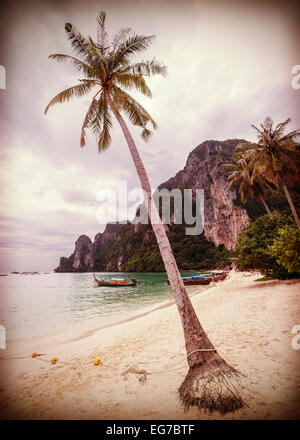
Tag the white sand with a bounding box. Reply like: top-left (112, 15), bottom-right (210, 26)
top-left (0, 271), bottom-right (299, 420)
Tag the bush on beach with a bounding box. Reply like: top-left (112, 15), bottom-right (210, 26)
top-left (235, 211), bottom-right (300, 279)
top-left (269, 225), bottom-right (300, 274)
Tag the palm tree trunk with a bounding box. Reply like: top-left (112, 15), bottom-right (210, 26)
top-left (282, 184), bottom-right (300, 229)
top-left (107, 93), bottom-right (246, 414)
top-left (259, 196), bottom-right (273, 219)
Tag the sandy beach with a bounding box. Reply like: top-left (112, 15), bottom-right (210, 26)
top-left (0, 271), bottom-right (299, 420)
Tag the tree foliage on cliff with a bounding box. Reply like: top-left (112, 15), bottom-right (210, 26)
top-left (234, 182), bottom-right (300, 220)
top-left (107, 223), bottom-right (232, 272)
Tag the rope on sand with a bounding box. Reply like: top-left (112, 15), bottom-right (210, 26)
top-left (127, 348), bottom-right (218, 378)
top-left (0, 353), bottom-right (45, 360)
top-left (0, 349), bottom-right (233, 384)
top-left (0, 352), bottom-right (102, 366)
top-left (0, 349), bottom-right (217, 379)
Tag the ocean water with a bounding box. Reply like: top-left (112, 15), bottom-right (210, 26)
top-left (0, 272), bottom-right (208, 345)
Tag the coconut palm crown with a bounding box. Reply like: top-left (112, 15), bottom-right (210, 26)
top-left (236, 117), bottom-right (300, 228)
top-left (236, 117), bottom-right (300, 187)
top-left (223, 152), bottom-right (276, 218)
top-left (45, 12), bottom-right (167, 149)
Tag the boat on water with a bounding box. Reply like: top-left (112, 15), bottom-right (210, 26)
top-left (93, 274), bottom-right (137, 287)
top-left (167, 271), bottom-right (229, 286)
top-left (182, 277), bottom-right (212, 285)
top-left (212, 272), bottom-right (229, 281)
top-left (167, 275), bottom-right (212, 286)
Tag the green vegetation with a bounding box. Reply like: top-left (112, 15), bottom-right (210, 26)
top-left (254, 276), bottom-right (274, 282)
top-left (224, 117), bottom-right (300, 226)
top-left (107, 223), bottom-right (233, 272)
top-left (225, 117), bottom-right (300, 280)
top-left (269, 225), bottom-right (300, 274)
top-left (235, 211), bottom-right (299, 279)
top-left (233, 182), bottom-right (300, 221)
top-left (223, 151), bottom-right (276, 218)
top-left (234, 117), bottom-right (300, 228)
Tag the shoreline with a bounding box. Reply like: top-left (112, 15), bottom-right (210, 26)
top-left (0, 271), bottom-right (299, 420)
top-left (58, 284), bottom-right (211, 346)
top-left (2, 279), bottom-right (211, 354)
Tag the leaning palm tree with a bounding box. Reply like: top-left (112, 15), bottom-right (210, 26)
top-left (236, 117), bottom-right (300, 228)
top-left (45, 12), bottom-right (246, 413)
top-left (223, 152), bottom-right (275, 219)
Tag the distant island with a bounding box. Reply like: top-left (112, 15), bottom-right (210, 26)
top-left (10, 272), bottom-right (40, 275)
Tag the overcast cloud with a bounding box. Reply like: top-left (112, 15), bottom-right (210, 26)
top-left (0, 0), bottom-right (299, 271)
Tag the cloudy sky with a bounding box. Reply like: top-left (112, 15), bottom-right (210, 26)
top-left (0, 0), bottom-right (299, 272)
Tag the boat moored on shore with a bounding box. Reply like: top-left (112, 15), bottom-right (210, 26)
top-left (93, 273), bottom-right (138, 287)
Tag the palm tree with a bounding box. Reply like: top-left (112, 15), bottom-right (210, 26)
top-left (237, 117), bottom-right (300, 228)
top-left (45, 12), bottom-right (246, 414)
top-left (223, 152), bottom-right (275, 219)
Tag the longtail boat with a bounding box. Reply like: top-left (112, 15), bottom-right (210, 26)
top-left (167, 276), bottom-right (212, 286)
top-left (173, 271), bottom-right (229, 285)
top-left (182, 277), bottom-right (212, 285)
top-left (212, 271), bottom-right (229, 281)
top-left (93, 273), bottom-right (137, 287)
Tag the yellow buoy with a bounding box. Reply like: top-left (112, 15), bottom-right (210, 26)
top-left (31, 352), bottom-right (37, 358)
top-left (93, 357), bottom-right (101, 366)
top-left (51, 357), bottom-right (58, 364)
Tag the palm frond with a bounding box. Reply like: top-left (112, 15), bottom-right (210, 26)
top-left (65, 23), bottom-right (90, 60)
top-left (125, 59), bottom-right (167, 77)
top-left (112, 34), bottom-right (155, 70)
top-left (235, 142), bottom-right (259, 152)
top-left (90, 97), bottom-right (104, 138)
top-left (141, 128), bottom-right (152, 142)
top-left (114, 72), bottom-right (152, 97)
top-left (48, 54), bottom-right (98, 78)
top-left (80, 96), bottom-right (100, 147)
top-left (273, 118), bottom-right (291, 136)
top-left (279, 128), bottom-right (300, 142)
top-left (223, 148), bottom-right (277, 204)
top-left (221, 163), bottom-right (236, 171)
top-left (86, 37), bottom-right (108, 78)
top-left (263, 117), bottom-right (273, 132)
top-left (65, 23), bottom-right (107, 78)
top-left (251, 124), bottom-right (263, 135)
top-left (44, 81), bottom-right (95, 114)
top-left (78, 79), bottom-right (101, 86)
top-left (96, 11), bottom-right (109, 53)
top-left (112, 85), bottom-right (157, 130)
top-left (97, 94), bottom-right (112, 151)
top-left (111, 27), bottom-right (132, 52)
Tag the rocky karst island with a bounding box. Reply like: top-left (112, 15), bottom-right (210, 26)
top-left (55, 139), bottom-right (251, 273)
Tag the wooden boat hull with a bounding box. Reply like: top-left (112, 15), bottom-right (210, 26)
top-left (94, 277), bottom-right (137, 287)
top-left (212, 273), bottom-right (228, 282)
top-left (168, 277), bottom-right (212, 286)
top-left (183, 278), bottom-right (212, 285)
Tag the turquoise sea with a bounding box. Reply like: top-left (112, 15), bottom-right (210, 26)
top-left (0, 272), bottom-right (210, 345)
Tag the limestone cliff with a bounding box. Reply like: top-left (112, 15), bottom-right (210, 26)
top-left (73, 235), bottom-right (94, 270)
top-left (158, 139), bottom-right (249, 250)
top-left (55, 223), bottom-right (122, 272)
top-left (93, 223), bottom-right (123, 270)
